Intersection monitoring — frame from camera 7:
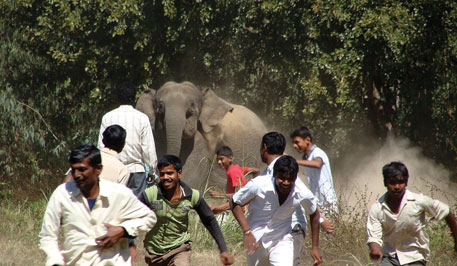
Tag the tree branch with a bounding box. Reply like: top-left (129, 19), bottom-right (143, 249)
top-left (16, 100), bottom-right (61, 143)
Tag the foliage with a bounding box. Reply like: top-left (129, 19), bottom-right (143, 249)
top-left (1, 0), bottom-right (457, 186)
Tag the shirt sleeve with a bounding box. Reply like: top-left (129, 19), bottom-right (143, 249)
top-left (232, 179), bottom-right (259, 206)
top-left (420, 194), bottom-right (450, 221)
top-left (118, 189), bottom-right (157, 237)
top-left (366, 204), bottom-right (383, 247)
top-left (297, 180), bottom-right (317, 214)
top-left (311, 148), bottom-right (329, 165)
top-left (140, 116), bottom-right (158, 173)
top-left (194, 194), bottom-right (228, 253)
top-left (39, 190), bottom-right (65, 266)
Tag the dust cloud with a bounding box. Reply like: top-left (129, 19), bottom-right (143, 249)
top-left (333, 136), bottom-right (457, 209)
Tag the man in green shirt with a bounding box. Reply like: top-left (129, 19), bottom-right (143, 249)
top-left (139, 155), bottom-right (234, 266)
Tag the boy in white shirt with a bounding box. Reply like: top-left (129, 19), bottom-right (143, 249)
top-left (367, 161), bottom-right (457, 265)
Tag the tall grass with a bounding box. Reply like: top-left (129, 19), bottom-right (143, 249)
top-left (1, 185), bottom-right (456, 265)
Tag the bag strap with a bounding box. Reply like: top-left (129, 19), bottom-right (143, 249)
top-left (145, 185), bottom-right (158, 204)
top-left (190, 189), bottom-right (200, 208)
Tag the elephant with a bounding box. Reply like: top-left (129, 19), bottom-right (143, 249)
top-left (136, 81), bottom-right (267, 189)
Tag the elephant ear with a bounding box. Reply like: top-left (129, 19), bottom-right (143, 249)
top-left (199, 87), bottom-right (234, 133)
top-left (136, 88), bottom-right (157, 130)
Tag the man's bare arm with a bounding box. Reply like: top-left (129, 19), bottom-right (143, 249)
top-left (445, 212), bottom-right (457, 252)
top-left (296, 157), bottom-right (323, 169)
top-left (309, 209), bottom-right (323, 265)
top-left (230, 199), bottom-right (258, 254)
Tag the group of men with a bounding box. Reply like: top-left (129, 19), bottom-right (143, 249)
top-left (38, 82), bottom-right (457, 266)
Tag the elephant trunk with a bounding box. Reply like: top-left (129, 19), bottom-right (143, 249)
top-left (164, 112), bottom-right (185, 156)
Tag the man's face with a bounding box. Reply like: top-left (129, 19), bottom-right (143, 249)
top-left (159, 165), bottom-right (182, 191)
top-left (217, 155), bottom-right (232, 170)
top-left (71, 158), bottom-right (101, 192)
top-left (292, 136), bottom-right (311, 155)
top-left (385, 174), bottom-right (407, 199)
top-left (274, 172), bottom-right (297, 196)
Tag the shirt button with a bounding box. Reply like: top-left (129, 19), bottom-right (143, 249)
top-left (90, 219), bottom-right (96, 225)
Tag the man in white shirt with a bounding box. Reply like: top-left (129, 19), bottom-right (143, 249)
top-left (290, 126), bottom-right (338, 216)
top-left (367, 161), bottom-right (457, 266)
top-left (39, 144), bottom-right (156, 266)
top-left (259, 132), bottom-right (333, 265)
top-left (231, 155), bottom-right (323, 266)
top-left (98, 82), bottom-right (157, 197)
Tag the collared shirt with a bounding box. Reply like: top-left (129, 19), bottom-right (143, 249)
top-left (261, 156), bottom-right (307, 230)
top-left (100, 147), bottom-right (130, 185)
top-left (233, 175), bottom-right (317, 248)
top-left (367, 189), bottom-right (449, 265)
top-left (303, 145), bottom-right (337, 208)
top-left (98, 105), bottom-right (157, 173)
top-left (39, 179), bottom-right (157, 266)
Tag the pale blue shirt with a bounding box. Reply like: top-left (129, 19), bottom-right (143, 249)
top-left (304, 145), bottom-right (337, 209)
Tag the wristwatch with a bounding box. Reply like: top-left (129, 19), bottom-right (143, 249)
top-left (319, 217), bottom-right (325, 224)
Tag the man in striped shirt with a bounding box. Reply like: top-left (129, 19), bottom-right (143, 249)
top-left (98, 82), bottom-right (157, 197)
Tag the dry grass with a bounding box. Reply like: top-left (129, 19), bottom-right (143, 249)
top-left (1, 187), bottom-right (456, 266)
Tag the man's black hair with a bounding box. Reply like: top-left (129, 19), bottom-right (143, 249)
top-left (102, 125), bottom-right (127, 153)
top-left (290, 126), bottom-right (313, 142)
top-left (273, 155), bottom-right (299, 180)
top-left (261, 132), bottom-right (286, 155)
top-left (69, 144), bottom-right (101, 167)
top-left (117, 82), bottom-right (137, 105)
top-left (157, 155), bottom-right (183, 172)
top-left (216, 146), bottom-right (233, 157)
top-left (382, 161), bottom-right (409, 186)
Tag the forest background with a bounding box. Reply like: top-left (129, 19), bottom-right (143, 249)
top-left (1, 0), bottom-right (457, 198)
top-left (2, 1), bottom-right (457, 265)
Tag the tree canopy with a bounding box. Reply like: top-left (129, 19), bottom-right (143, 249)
top-left (1, 0), bottom-right (457, 187)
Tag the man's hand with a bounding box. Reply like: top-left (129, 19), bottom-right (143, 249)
top-left (209, 190), bottom-right (225, 198)
top-left (220, 251), bottom-right (234, 265)
top-left (368, 243), bottom-right (382, 261)
top-left (129, 245), bottom-right (138, 265)
top-left (321, 218), bottom-right (334, 234)
top-left (96, 224), bottom-right (126, 248)
top-left (243, 233), bottom-right (258, 255)
top-left (310, 246), bottom-right (323, 265)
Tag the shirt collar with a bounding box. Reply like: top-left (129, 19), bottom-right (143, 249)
top-left (101, 147), bottom-right (119, 156)
top-left (157, 180), bottom-right (193, 199)
top-left (379, 189), bottom-right (414, 210)
top-left (118, 105), bottom-right (134, 110)
top-left (304, 144), bottom-right (317, 160)
top-left (66, 178), bottom-right (108, 198)
top-left (266, 156), bottom-right (282, 175)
